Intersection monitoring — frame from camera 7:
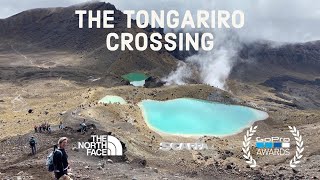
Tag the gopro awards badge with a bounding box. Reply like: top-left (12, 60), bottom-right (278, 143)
top-left (255, 136), bottom-right (290, 156)
top-left (242, 126), bottom-right (304, 168)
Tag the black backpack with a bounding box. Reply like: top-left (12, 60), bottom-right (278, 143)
top-left (29, 139), bottom-right (36, 146)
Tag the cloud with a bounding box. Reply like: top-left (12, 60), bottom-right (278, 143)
top-left (1, 0), bottom-right (319, 42)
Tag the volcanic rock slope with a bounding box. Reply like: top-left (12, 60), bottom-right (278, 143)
top-left (0, 2), bottom-right (177, 84)
top-left (234, 41), bottom-right (320, 82)
top-left (229, 41), bottom-right (320, 109)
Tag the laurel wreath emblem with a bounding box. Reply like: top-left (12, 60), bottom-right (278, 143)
top-left (242, 125), bottom-right (304, 168)
top-left (242, 125), bottom-right (257, 167)
top-left (289, 126), bottom-right (304, 168)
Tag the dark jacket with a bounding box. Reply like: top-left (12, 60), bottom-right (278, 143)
top-left (53, 148), bottom-right (68, 173)
top-left (29, 138), bottom-right (36, 147)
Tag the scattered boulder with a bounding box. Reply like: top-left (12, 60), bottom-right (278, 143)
top-left (59, 111), bottom-right (66, 115)
top-left (144, 77), bottom-right (165, 88)
top-left (292, 168), bottom-right (299, 174)
top-left (188, 171), bottom-right (198, 177)
top-left (72, 147), bottom-right (79, 152)
top-left (98, 162), bottom-right (105, 168)
top-left (226, 164), bottom-right (232, 170)
top-left (107, 159), bottom-right (113, 164)
top-left (130, 158), bottom-right (147, 167)
top-left (153, 168), bottom-right (158, 173)
top-left (279, 167), bottom-right (286, 171)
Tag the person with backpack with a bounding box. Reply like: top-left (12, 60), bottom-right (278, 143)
top-left (47, 124), bottom-right (52, 134)
top-left (46, 122), bottom-right (50, 132)
top-left (53, 137), bottom-right (70, 179)
top-left (29, 136), bottom-right (37, 155)
top-left (38, 125), bottom-right (42, 133)
top-left (59, 121), bottom-right (64, 130)
top-left (80, 119), bottom-right (87, 134)
top-left (34, 125), bottom-right (38, 133)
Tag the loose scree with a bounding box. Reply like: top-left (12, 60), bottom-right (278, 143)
top-left (75, 10), bottom-right (245, 51)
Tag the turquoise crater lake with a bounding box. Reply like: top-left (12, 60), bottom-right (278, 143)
top-left (139, 98), bottom-right (268, 136)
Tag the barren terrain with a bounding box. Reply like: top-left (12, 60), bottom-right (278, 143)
top-left (1, 2), bottom-right (320, 180)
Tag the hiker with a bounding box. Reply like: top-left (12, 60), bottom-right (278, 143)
top-left (48, 124), bottom-right (52, 134)
top-left (53, 137), bottom-right (70, 179)
top-left (41, 123), bottom-right (46, 132)
top-left (38, 125), bottom-right (42, 133)
top-left (46, 123), bottom-right (50, 132)
top-left (29, 136), bottom-right (37, 155)
top-left (80, 119), bottom-right (87, 134)
top-left (44, 123), bottom-right (48, 132)
top-left (34, 125), bottom-right (38, 133)
top-left (59, 121), bottom-right (64, 130)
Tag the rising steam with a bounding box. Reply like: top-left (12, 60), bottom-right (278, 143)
top-left (163, 30), bottom-right (241, 90)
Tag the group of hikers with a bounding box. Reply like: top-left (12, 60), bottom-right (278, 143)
top-left (28, 119), bottom-right (90, 179)
top-left (34, 122), bottom-right (52, 133)
top-left (34, 121), bottom-right (66, 133)
top-left (27, 119), bottom-right (91, 179)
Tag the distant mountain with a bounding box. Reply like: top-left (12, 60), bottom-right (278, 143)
top-left (230, 41), bottom-right (320, 109)
top-left (240, 41), bottom-right (320, 71)
top-left (232, 41), bottom-right (320, 82)
top-left (0, 2), bottom-right (177, 78)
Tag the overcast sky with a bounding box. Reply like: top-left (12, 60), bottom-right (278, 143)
top-left (1, 0), bottom-right (320, 43)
